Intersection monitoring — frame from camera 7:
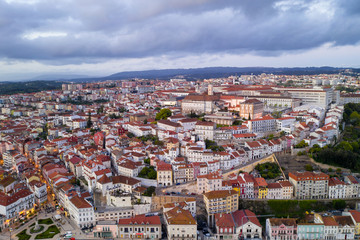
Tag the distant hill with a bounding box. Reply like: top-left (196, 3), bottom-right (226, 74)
top-left (0, 80), bottom-right (64, 95)
top-left (0, 67), bottom-right (358, 95)
top-left (68, 66), bottom-right (358, 83)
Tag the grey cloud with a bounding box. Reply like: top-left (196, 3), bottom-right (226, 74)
top-left (0, 0), bottom-right (359, 63)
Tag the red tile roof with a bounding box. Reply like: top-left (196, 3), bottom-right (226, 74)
top-left (118, 214), bottom-right (161, 225)
top-left (70, 195), bottom-right (92, 209)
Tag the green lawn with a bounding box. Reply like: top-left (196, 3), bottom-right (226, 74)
top-left (37, 218), bottom-right (53, 225)
top-left (35, 225), bottom-right (60, 239)
top-left (16, 229), bottom-right (31, 240)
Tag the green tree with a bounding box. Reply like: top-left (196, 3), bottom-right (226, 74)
top-left (119, 107), bottom-right (127, 113)
top-left (267, 134), bottom-right (274, 140)
top-left (349, 111), bottom-right (360, 125)
top-left (155, 108), bottom-right (172, 120)
top-left (332, 199), bottom-right (346, 210)
top-left (337, 141), bottom-right (353, 152)
top-left (233, 120), bottom-right (242, 125)
top-left (305, 164), bottom-right (314, 171)
top-left (143, 186), bottom-right (156, 196)
top-left (97, 105), bottom-right (104, 114)
top-left (126, 132), bottom-right (135, 138)
top-left (294, 140), bottom-right (309, 148)
top-left (86, 112), bottom-right (93, 128)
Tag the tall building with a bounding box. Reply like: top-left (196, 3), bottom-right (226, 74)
top-left (273, 87), bottom-right (334, 109)
top-left (203, 190), bottom-right (238, 227)
top-left (289, 171), bottom-right (329, 199)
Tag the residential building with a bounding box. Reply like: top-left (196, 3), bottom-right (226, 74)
top-left (0, 189), bottom-right (34, 219)
top-left (197, 172), bottom-right (222, 194)
top-left (118, 215), bottom-right (161, 239)
top-left (266, 218), bottom-right (297, 240)
top-left (93, 220), bottom-right (118, 239)
top-left (195, 121), bottom-right (216, 141)
top-left (334, 216), bottom-right (355, 240)
top-left (267, 183), bottom-right (282, 199)
top-left (289, 171), bottom-right (329, 199)
top-left (279, 181), bottom-right (294, 199)
top-left (204, 190), bottom-right (238, 227)
top-left (214, 213), bottom-right (236, 240)
top-left (157, 161), bottom-right (173, 187)
top-left (344, 210), bottom-right (360, 238)
top-left (228, 98), bottom-right (264, 120)
top-left (68, 195), bottom-right (95, 228)
top-left (328, 177), bottom-right (347, 199)
top-left (245, 115), bottom-right (276, 134)
top-left (315, 215), bottom-right (338, 240)
top-left (164, 207), bottom-right (197, 240)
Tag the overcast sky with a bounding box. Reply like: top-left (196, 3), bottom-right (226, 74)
top-left (1, 0), bottom-right (360, 81)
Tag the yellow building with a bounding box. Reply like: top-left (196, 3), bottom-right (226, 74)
top-left (203, 190), bottom-right (238, 228)
top-left (255, 177), bottom-right (268, 199)
top-left (258, 186), bottom-right (268, 199)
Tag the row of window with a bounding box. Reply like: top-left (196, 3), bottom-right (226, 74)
top-left (121, 227), bottom-right (159, 233)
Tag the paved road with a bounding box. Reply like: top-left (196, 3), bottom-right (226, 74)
top-left (0, 209), bottom-right (95, 240)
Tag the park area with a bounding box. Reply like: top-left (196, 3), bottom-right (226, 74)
top-left (16, 218), bottom-right (60, 240)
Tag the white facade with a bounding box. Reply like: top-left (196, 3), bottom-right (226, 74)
top-left (68, 196), bottom-right (95, 228)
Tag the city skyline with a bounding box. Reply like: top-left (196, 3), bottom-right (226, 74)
top-left (1, 0), bottom-right (360, 81)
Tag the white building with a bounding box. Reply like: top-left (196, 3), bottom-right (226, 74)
top-left (164, 207), bottom-right (197, 240)
top-left (245, 115), bottom-right (276, 134)
top-left (68, 195), bottom-right (95, 228)
top-left (0, 189), bottom-right (34, 219)
top-left (118, 215), bottom-right (161, 239)
top-left (195, 121), bottom-right (216, 141)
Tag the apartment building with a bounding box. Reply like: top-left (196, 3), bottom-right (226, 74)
top-left (203, 190), bottom-right (238, 227)
top-left (68, 195), bottom-right (95, 228)
top-left (0, 189), bottom-right (34, 219)
top-left (118, 215), bottom-right (161, 239)
top-left (157, 161), bottom-right (173, 187)
top-left (279, 180), bottom-right (294, 199)
top-left (157, 120), bottom-right (183, 133)
top-left (328, 177), bottom-right (347, 199)
top-left (164, 207), bottom-right (197, 240)
top-left (289, 171), bottom-right (329, 199)
top-left (197, 172), bottom-right (222, 194)
top-left (228, 98), bottom-right (264, 119)
top-left (266, 218), bottom-right (298, 240)
top-left (245, 115), bottom-right (276, 134)
top-left (195, 121), bottom-right (216, 141)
